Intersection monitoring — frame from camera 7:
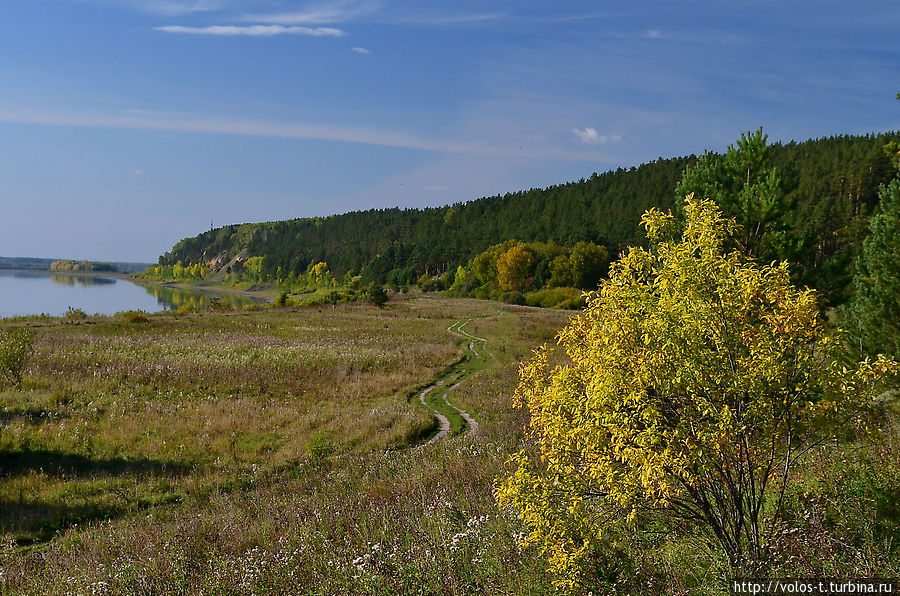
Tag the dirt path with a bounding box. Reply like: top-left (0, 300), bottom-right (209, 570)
top-left (442, 391), bottom-right (479, 438)
top-left (447, 319), bottom-right (493, 361)
top-left (419, 381), bottom-right (451, 446)
top-left (415, 318), bottom-right (493, 445)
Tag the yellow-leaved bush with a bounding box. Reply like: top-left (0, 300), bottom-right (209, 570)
top-left (496, 196), bottom-right (896, 590)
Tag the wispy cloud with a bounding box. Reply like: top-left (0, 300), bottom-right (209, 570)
top-left (639, 28), bottom-right (741, 45)
top-left (526, 11), bottom-right (633, 23)
top-left (107, 0), bottom-right (225, 16)
top-left (351, 46), bottom-right (371, 54)
top-left (572, 128), bottom-right (621, 145)
top-left (124, 108), bottom-right (193, 116)
top-left (242, 0), bottom-right (383, 25)
top-left (0, 108), bottom-right (614, 162)
top-left (239, 2), bottom-right (499, 29)
top-left (155, 24), bottom-right (345, 36)
top-left (391, 12), bottom-right (503, 26)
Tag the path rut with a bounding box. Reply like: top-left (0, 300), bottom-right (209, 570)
top-left (415, 318), bottom-right (493, 446)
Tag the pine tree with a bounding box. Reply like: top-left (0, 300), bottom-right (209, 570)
top-left (675, 128), bottom-right (792, 262)
top-left (845, 177), bottom-right (900, 358)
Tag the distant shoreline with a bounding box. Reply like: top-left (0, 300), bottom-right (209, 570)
top-left (0, 268), bottom-right (127, 278)
top-left (130, 277), bottom-right (273, 304)
top-left (0, 257), bottom-right (152, 275)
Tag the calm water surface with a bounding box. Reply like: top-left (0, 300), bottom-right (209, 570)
top-left (0, 270), bottom-right (258, 318)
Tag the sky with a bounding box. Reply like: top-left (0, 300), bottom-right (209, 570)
top-left (0, 0), bottom-right (898, 263)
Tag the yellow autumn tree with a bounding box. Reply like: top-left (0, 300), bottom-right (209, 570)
top-left (496, 196), bottom-right (895, 590)
top-left (311, 261), bottom-right (330, 284)
top-left (497, 243), bottom-right (536, 291)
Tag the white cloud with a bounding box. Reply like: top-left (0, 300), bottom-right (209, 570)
top-left (155, 24), bottom-right (345, 36)
top-left (242, 0), bottom-right (383, 25)
top-left (133, 169), bottom-right (145, 176)
top-left (106, 0), bottom-right (225, 16)
top-left (527, 11), bottom-right (623, 23)
top-left (572, 127), bottom-right (621, 145)
top-left (573, 127), bottom-right (600, 144)
top-left (0, 107), bottom-right (615, 161)
top-left (244, 2), bottom-right (502, 28)
top-left (351, 46), bottom-right (371, 54)
top-left (391, 12), bottom-right (502, 26)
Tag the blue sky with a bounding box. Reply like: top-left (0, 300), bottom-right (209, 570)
top-left (1, 0), bottom-right (898, 262)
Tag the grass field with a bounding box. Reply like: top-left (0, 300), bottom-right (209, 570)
top-left (0, 296), bottom-right (573, 594)
top-left (1, 295), bottom-right (898, 595)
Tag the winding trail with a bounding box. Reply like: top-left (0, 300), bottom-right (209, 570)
top-left (419, 381), bottom-right (451, 446)
top-left (447, 319), bottom-right (494, 362)
top-left (415, 318), bottom-right (494, 446)
top-left (442, 392), bottom-right (479, 438)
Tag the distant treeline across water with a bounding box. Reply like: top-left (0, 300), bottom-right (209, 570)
top-left (0, 257), bottom-right (150, 274)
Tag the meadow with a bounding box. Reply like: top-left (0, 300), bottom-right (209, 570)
top-left (0, 296), bottom-right (573, 594)
top-left (1, 295), bottom-right (897, 595)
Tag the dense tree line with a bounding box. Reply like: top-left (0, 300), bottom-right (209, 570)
top-left (143, 263), bottom-right (207, 281)
top-left (424, 240), bottom-right (610, 308)
top-left (0, 257), bottom-right (57, 271)
top-left (50, 259), bottom-right (118, 272)
top-left (158, 131), bottom-right (899, 307)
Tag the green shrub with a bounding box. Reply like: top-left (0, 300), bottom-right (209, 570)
top-left (64, 306), bottom-right (87, 320)
top-left (525, 286), bottom-right (585, 309)
top-left (119, 310), bottom-right (150, 324)
top-left (559, 295), bottom-right (587, 310)
top-left (366, 283), bottom-right (389, 308)
top-left (472, 285), bottom-right (491, 300)
top-left (210, 297), bottom-right (233, 311)
top-left (417, 274), bottom-right (442, 292)
top-left (0, 328), bottom-right (34, 387)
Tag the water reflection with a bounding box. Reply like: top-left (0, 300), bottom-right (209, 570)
top-left (49, 274), bottom-right (116, 287)
top-left (142, 285), bottom-right (260, 311)
top-left (0, 269), bottom-right (265, 318)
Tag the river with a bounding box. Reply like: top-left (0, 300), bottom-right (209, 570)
top-left (0, 270), bottom-right (260, 318)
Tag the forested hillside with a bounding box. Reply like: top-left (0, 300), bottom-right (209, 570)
top-left (158, 132), bottom-right (899, 305)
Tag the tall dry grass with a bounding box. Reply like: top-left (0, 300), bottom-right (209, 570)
top-left (0, 298), bottom-right (568, 594)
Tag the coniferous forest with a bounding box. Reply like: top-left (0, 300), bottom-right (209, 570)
top-left (159, 131), bottom-right (898, 308)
